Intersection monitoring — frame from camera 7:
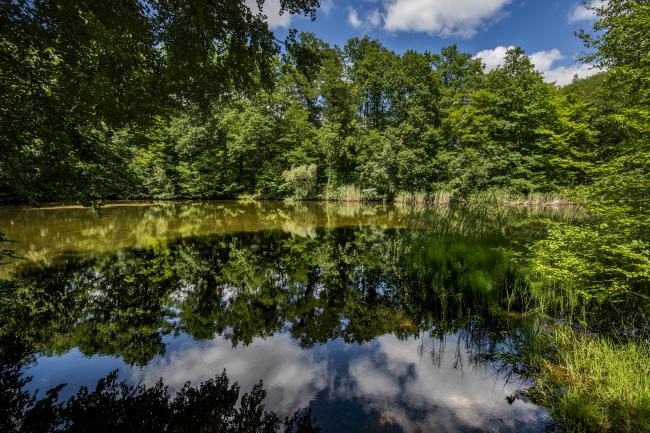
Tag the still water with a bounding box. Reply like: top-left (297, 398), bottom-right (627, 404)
top-left (0, 201), bottom-right (559, 432)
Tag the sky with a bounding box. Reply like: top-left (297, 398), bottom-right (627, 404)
top-left (247, 0), bottom-right (604, 86)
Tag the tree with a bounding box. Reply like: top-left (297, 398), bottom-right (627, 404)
top-left (0, 0), bottom-right (320, 203)
top-left (522, 0), bottom-right (650, 331)
top-left (345, 37), bottom-right (396, 130)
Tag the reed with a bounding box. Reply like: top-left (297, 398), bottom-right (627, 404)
top-left (332, 185), bottom-right (364, 202)
top-left (464, 188), bottom-right (573, 207)
top-left (515, 192), bottom-right (573, 207)
top-left (429, 190), bottom-right (452, 206)
top-left (394, 190), bottom-right (452, 206)
top-left (524, 326), bottom-right (650, 433)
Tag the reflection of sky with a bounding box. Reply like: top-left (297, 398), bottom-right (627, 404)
top-left (25, 332), bottom-right (547, 433)
top-left (23, 348), bottom-right (128, 399)
top-left (324, 335), bottom-right (547, 432)
top-left (135, 333), bottom-right (329, 416)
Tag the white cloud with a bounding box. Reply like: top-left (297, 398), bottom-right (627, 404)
top-left (474, 45), bottom-right (515, 71)
top-left (348, 8), bottom-right (362, 28)
top-left (320, 0), bottom-right (334, 15)
top-left (542, 64), bottom-right (599, 86)
top-left (246, 0), bottom-right (292, 29)
top-left (530, 49), bottom-right (565, 71)
top-left (383, 0), bottom-right (511, 38)
top-left (568, 0), bottom-right (607, 23)
top-left (347, 7), bottom-right (383, 30)
top-left (474, 46), bottom-right (600, 86)
top-left (368, 9), bottom-right (382, 27)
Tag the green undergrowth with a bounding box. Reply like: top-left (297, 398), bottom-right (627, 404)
top-left (521, 325), bottom-right (650, 433)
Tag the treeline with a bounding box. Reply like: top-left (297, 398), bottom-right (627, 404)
top-left (121, 40), bottom-right (603, 202)
top-left (5, 37), bottom-right (605, 202)
top-left (0, 0), bottom-right (632, 204)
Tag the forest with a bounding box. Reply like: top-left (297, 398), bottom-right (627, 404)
top-left (0, 0), bottom-right (645, 208)
top-left (1, 0), bottom-right (649, 432)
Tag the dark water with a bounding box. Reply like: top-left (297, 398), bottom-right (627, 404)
top-left (0, 201), bottom-right (563, 432)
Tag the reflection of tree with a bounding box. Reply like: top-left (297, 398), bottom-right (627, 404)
top-left (0, 232), bottom-right (18, 264)
top-left (3, 200), bottom-right (580, 277)
top-left (1, 360), bottom-right (319, 433)
top-left (3, 227), bottom-right (523, 367)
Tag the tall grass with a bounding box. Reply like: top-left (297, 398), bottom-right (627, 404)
top-left (330, 185), bottom-right (364, 202)
top-left (514, 192), bottom-right (574, 207)
top-left (463, 188), bottom-right (573, 207)
top-left (430, 190), bottom-right (452, 206)
top-left (394, 191), bottom-right (425, 205)
top-left (318, 186), bottom-right (570, 207)
top-left (525, 326), bottom-right (650, 433)
top-left (394, 190), bottom-right (452, 206)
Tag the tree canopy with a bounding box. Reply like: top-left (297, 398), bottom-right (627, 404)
top-left (0, 0), bottom-right (319, 202)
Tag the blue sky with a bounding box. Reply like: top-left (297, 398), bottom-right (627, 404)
top-left (248, 0), bottom-right (603, 85)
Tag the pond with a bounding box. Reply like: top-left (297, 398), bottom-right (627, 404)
top-left (0, 201), bottom-right (573, 432)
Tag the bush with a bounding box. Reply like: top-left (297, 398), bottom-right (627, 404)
top-left (281, 164), bottom-right (318, 201)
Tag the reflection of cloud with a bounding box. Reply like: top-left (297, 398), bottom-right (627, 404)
top-left (350, 358), bottom-right (400, 398)
top-left (134, 334), bottom-right (328, 415)
top-left (341, 335), bottom-right (546, 433)
top-left (33, 329), bottom-right (546, 431)
top-left (128, 329), bottom-right (546, 431)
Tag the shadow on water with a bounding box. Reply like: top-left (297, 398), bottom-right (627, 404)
top-left (0, 202), bottom-right (569, 432)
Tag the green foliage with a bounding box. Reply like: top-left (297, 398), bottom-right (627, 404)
top-left (2, 4), bottom-right (650, 430)
top-left (282, 164), bottom-right (318, 200)
top-left (1, 19), bottom-right (613, 203)
top-left (511, 0), bottom-right (650, 336)
top-left (0, 0), bottom-right (319, 202)
top-left (523, 325), bottom-right (650, 433)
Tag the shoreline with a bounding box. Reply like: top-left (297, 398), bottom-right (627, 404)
top-left (0, 195), bottom-right (578, 210)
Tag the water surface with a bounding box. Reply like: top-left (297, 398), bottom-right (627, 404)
top-left (1, 201), bottom-right (554, 432)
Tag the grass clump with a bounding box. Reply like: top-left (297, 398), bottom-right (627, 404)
top-left (521, 192), bottom-right (573, 207)
top-left (430, 190), bottom-right (452, 206)
top-left (331, 185), bottom-right (363, 202)
top-left (528, 326), bottom-right (650, 433)
top-left (327, 185), bottom-right (380, 202)
top-left (463, 188), bottom-right (572, 207)
top-left (394, 191), bottom-right (426, 205)
top-left (394, 190), bottom-right (452, 206)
